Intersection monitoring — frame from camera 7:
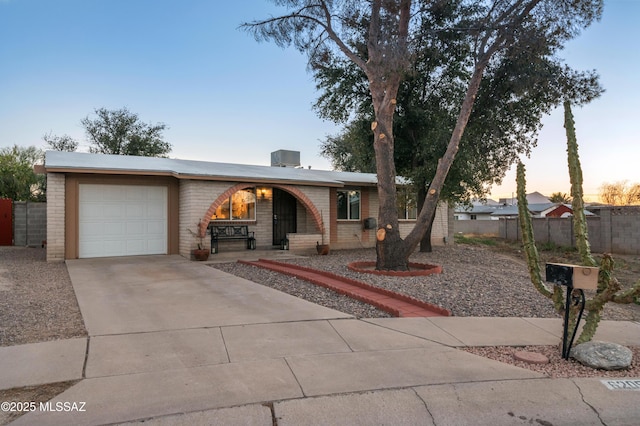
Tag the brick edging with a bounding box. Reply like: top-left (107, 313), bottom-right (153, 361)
top-left (239, 258), bottom-right (451, 317)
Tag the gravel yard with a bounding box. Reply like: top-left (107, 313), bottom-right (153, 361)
top-left (0, 247), bottom-right (87, 425)
top-left (0, 247), bottom-right (87, 347)
top-left (212, 244), bottom-right (640, 379)
top-left (212, 244), bottom-right (640, 321)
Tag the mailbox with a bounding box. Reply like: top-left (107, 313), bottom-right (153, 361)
top-left (545, 262), bottom-right (599, 360)
top-left (545, 263), bottom-right (598, 290)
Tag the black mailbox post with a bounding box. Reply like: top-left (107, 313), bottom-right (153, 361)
top-left (545, 263), bottom-right (596, 359)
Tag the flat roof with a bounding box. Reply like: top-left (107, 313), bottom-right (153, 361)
top-left (44, 151), bottom-right (380, 187)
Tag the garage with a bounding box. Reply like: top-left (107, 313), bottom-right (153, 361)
top-left (78, 184), bottom-right (168, 258)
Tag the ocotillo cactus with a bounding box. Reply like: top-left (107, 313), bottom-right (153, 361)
top-left (516, 163), bottom-right (564, 313)
top-left (518, 101), bottom-right (640, 344)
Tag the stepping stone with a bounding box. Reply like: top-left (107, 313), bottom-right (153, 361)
top-left (514, 350), bottom-right (549, 364)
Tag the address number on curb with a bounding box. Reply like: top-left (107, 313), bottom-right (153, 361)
top-left (601, 379), bottom-right (640, 390)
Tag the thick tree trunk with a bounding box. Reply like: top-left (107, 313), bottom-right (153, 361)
top-left (372, 99), bottom-right (408, 270)
top-left (365, 0), bottom-right (412, 271)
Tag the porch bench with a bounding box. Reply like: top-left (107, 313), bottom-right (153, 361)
top-left (208, 225), bottom-right (256, 253)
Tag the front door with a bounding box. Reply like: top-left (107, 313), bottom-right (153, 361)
top-left (0, 199), bottom-right (12, 246)
top-left (272, 188), bottom-right (297, 245)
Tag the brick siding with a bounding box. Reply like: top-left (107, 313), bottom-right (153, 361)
top-left (46, 173), bottom-right (65, 262)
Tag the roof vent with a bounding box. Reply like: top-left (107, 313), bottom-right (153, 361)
top-left (271, 150), bottom-right (301, 167)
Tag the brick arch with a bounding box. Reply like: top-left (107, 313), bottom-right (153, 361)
top-left (199, 183), bottom-right (324, 236)
top-left (271, 184), bottom-right (324, 233)
top-left (199, 183), bottom-right (252, 236)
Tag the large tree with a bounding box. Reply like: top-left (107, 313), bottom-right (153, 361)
top-left (0, 145), bottom-right (45, 201)
top-left (315, 1), bottom-right (600, 251)
top-left (82, 107), bottom-right (172, 157)
top-left (244, 0), bottom-right (602, 270)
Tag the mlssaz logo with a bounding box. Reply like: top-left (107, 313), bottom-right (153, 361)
top-left (39, 401), bottom-right (87, 412)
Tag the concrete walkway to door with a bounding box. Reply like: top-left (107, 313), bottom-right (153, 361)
top-left (8, 255), bottom-right (640, 426)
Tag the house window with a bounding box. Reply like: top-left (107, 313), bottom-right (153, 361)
top-left (337, 190), bottom-right (360, 220)
top-left (212, 188), bottom-right (256, 221)
top-left (470, 214), bottom-right (477, 220)
top-left (397, 187), bottom-right (417, 220)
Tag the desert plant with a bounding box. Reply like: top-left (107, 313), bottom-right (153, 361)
top-left (518, 101), bottom-right (640, 344)
top-left (188, 228), bottom-right (204, 250)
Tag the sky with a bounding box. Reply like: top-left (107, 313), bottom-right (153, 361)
top-left (1, 0), bottom-right (638, 202)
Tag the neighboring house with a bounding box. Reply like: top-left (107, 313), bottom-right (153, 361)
top-left (489, 203), bottom-right (556, 219)
top-left (541, 204), bottom-right (574, 218)
top-left (44, 151), bottom-right (452, 261)
top-left (454, 191), bottom-right (594, 221)
top-left (488, 203), bottom-right (594, 220)
top-left (454, 205), bottom-right (500, 221)
top-left (498, 191), bottom-right (551, 206)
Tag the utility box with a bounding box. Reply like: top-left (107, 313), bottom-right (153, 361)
top-left (271, 150), bottom-right (301, 167)
top-left (363, 217), bottom-right (377, 230)
top-left (545, 263), bottom-right (599, 290)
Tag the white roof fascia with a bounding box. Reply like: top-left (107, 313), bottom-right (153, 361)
top-left (44, 151), bottom-right (381, 187)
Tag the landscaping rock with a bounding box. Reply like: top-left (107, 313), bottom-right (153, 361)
top-left (571, 341), bottom-right (633, 370)
top-left (514, 350), bottom-right (549, 364)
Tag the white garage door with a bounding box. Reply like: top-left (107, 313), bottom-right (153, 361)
top-left (79, 184), bottom-right (168, 258)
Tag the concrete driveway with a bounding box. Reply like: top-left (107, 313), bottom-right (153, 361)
top-left (68, 255), bottom-right (352, 336)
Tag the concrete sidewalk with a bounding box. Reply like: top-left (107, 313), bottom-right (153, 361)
top-left (3, 255), bottom-right (639, 425)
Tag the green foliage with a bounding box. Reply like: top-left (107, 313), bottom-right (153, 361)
top-left (0, 145), bottom-right (45, 201)
top-left (314, 1), bottom-right (603, 206)
top-left (537, 241), bottom-right (576, 253)
top-left (244, 0), bottom-right (605, 269)
top-left (43, 132), bottom-right (79, 152)
top-left (82, 107), bottom-right (171, 157)
top-left (537, 241), bottom-right (561, 252)
top-left (320, 119), bottom-right (376, 172)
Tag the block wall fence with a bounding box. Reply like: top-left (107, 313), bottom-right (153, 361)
top-left (453, 206), bottom-right (640, 255)
top-left (12, 201), bottom-right (47, 247)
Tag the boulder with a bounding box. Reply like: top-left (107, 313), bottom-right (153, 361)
top-left (571, 341), bottom-right (633, 370)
